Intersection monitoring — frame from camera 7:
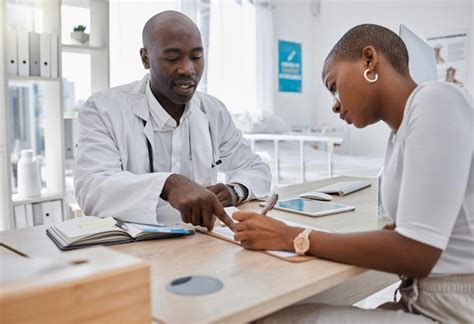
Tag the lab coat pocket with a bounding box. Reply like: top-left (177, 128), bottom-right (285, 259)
top-left (192, 147), bottom-right (214, 186)
top-left (210, 164), bottom-right (218, 185)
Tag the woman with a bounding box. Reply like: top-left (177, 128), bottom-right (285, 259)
top-left (233, 24), bottom-right (473, 323)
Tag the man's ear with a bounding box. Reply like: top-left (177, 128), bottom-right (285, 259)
top-left (362, 46), bottom-right (378, 70)
top-left (140, 48), bottom-right (150, 69)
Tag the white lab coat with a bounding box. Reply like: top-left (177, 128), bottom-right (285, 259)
top-left (74, 74), bottom-right (271, 224)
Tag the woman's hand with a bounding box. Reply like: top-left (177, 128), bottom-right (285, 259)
top-left (233, 211), bottom-right (302, 251)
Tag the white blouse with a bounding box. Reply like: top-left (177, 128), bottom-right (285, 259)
top-left (382, 81), bottom-right (473, 275)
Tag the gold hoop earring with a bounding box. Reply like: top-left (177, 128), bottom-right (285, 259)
top-left (364, 69), bottom-right (378, 83)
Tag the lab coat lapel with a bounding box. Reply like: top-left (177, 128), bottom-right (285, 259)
top-left (131, 74), bottom-right (155, 172)
top-left (189, 98), bottom-right (214, 186)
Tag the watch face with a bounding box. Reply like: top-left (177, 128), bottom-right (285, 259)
top-left (232, 184), bottom-right (245, 199)
top-left (294, 236), bottom-right (309, 254)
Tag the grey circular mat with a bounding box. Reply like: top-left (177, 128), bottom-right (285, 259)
top-left (166, 275), bottom-right (223, 295)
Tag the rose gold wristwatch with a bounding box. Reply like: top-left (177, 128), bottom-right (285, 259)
top-left (293, 228), bottom-right (312, 255)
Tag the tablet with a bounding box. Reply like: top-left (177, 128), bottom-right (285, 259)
top-left (261, 198), bottom-right (355, 217)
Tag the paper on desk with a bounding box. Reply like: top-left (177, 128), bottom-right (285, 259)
top-left (211, 214), bottom-right (326, 259)
top-left (211, 225), bottom-right (299, 259)
top-left (213, 206), bottom-right (241, 227)
top-left (224, 206), bottom-right (240, 216)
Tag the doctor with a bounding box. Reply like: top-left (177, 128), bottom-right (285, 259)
top-left (74, 11), bottom-right (271, 230)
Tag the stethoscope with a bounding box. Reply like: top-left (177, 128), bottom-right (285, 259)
top-left (143, 119), bottom-right (221, 173)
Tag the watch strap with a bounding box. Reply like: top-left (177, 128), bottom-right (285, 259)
top-left (300, 228), bottom-right (312, 240)
top-left (228, 183), bottom-right (245, 205)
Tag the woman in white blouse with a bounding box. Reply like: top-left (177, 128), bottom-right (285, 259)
top-left (233, 24), bottom-right (473, 323)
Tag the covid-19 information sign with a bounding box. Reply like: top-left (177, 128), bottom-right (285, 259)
top-left (278, 40), bottom-right (302, 93)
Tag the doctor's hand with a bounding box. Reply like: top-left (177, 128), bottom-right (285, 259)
top-left (383, 223), bottom-right (396, 230)
top-left (232, 211), bottom-right (301, 251)
top-left (206, 183), bottom-right (236, 207)
top-left (161, 174), bottom-right (236, 232)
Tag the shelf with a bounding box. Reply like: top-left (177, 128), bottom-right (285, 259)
top-left (62, 44), bottom-right (107, 53)
top-left (61, 0), bottom-right (93, 9)
top-left (7, 75), bottom-right (61, 83)
top-left (12, 191), bottom-right (65, 206)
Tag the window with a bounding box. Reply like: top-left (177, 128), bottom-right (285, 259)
top-left (109, 0), bottom-right (264, 114)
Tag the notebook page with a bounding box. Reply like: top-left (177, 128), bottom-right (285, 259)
top-left (209, 217), bottom-right (325, 259)
top-left (54, 216), bottom-right (124, 240)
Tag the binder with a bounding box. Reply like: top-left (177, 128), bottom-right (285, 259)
top-left (14, 205), bottom-right (27, 229)
top-left (41, 202), bottom-right (54, 226)
top-left (7, 29), bottom-right (18, 75)
top-left (17, 31), bottom-right (30, 76)
top-left (39, 33), bottom-right (51, 77)
top-left (28, 32), bottom-right (40, 77)
top-left (50, 33), bottom-right (59, 78)
top-left (32, 202), bottom-right (44, 226)
top-left (51, 200), bottom-right (63, 223)
top-left (25, 204), bottom-right (34, 227)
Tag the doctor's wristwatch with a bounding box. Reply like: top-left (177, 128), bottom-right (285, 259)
top-left (228, 183), bottom-right (247, 205)
top-left (293, 228), bottom-right (313, 255)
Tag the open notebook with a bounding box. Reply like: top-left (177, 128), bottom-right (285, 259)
top-left (197, 207), bottom-right (326, 262)
top-left (47, 216), bottom-right (194, 250)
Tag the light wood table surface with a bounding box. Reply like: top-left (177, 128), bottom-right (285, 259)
top-left (1, 176), bottom-right (398, 323)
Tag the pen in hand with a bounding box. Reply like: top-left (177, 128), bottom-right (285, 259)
top-left (261, 193), bottom-right (279, 216)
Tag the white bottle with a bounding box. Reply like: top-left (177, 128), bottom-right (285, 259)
top-left (17, 149), bottom-right (42, 198)
top-left (376, 166), bottom-right (391, 221)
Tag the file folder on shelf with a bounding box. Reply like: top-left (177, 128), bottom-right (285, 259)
top-left (39, 33), bottom-right (51, 78)
top-left (7, 29), bottom-right (18, 75)
top-left (25, 204), bottom-right (34, 227)
top-left (32, 202), bottom-right (43, 226)
top-left (41, 201), bottom-right (54, 226)
top-left (17, 31), bottom-right (30, 76)
top-left (50, 33), bottom-right (59, 78)
top-left (28, 32), bottom-right (40, 77)
top-left (14, 205), bottom-right (27, 229)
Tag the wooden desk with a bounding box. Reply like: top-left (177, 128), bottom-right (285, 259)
top-left (0, 246), bottom-right (151, 323)
top-left (0, 176), bottom-right (397, 323)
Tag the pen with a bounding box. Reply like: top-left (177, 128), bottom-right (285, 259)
top-left (261, 193), bottom-right (279, 216)
top-left (115, 219), bottom-right (129, 231)
top-left (211, 159), bottom-right (222, 168)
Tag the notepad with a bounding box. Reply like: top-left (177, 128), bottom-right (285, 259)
top-left (47, 216), bottom-right (194, 250)
top-left (197, 207), bottom-right (325, 262)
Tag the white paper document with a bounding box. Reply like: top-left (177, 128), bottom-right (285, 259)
top-left (210, 214), bottom-right (327, 259)
top-left (212, 225), bottom-right (299, 258)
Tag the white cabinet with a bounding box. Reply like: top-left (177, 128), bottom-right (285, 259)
top-left (1, 0), bottom-right (110, 230)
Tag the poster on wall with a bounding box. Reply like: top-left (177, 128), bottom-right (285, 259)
top-left (278, 40), bottom-right (302, 93)
top-left (426, 30), bottom-right (469, 90)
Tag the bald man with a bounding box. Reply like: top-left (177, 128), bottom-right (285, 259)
top-left (74, 11), bottom-right (271, 231)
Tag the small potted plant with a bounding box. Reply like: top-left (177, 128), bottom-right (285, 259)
top-left (71, 25), bottom-right (89, 44)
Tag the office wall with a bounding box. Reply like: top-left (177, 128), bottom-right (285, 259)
top-left (109, 1), bottom-right (178, 87)
top-left (271, 0), bottom-right (472, 157)
top-left (272, 0), bottom-right (317, 127)
top-left (314, 0), bottom-right (473, 157)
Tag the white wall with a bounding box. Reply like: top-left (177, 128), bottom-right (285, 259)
top-left (272, 0), bottom-right (317, 127)
top-left (271, 0), bottom-right (473, 157)
top-left (109, 1), bottom-right (179, 87)
top-left (314, 0), bottom-right (472, 157)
